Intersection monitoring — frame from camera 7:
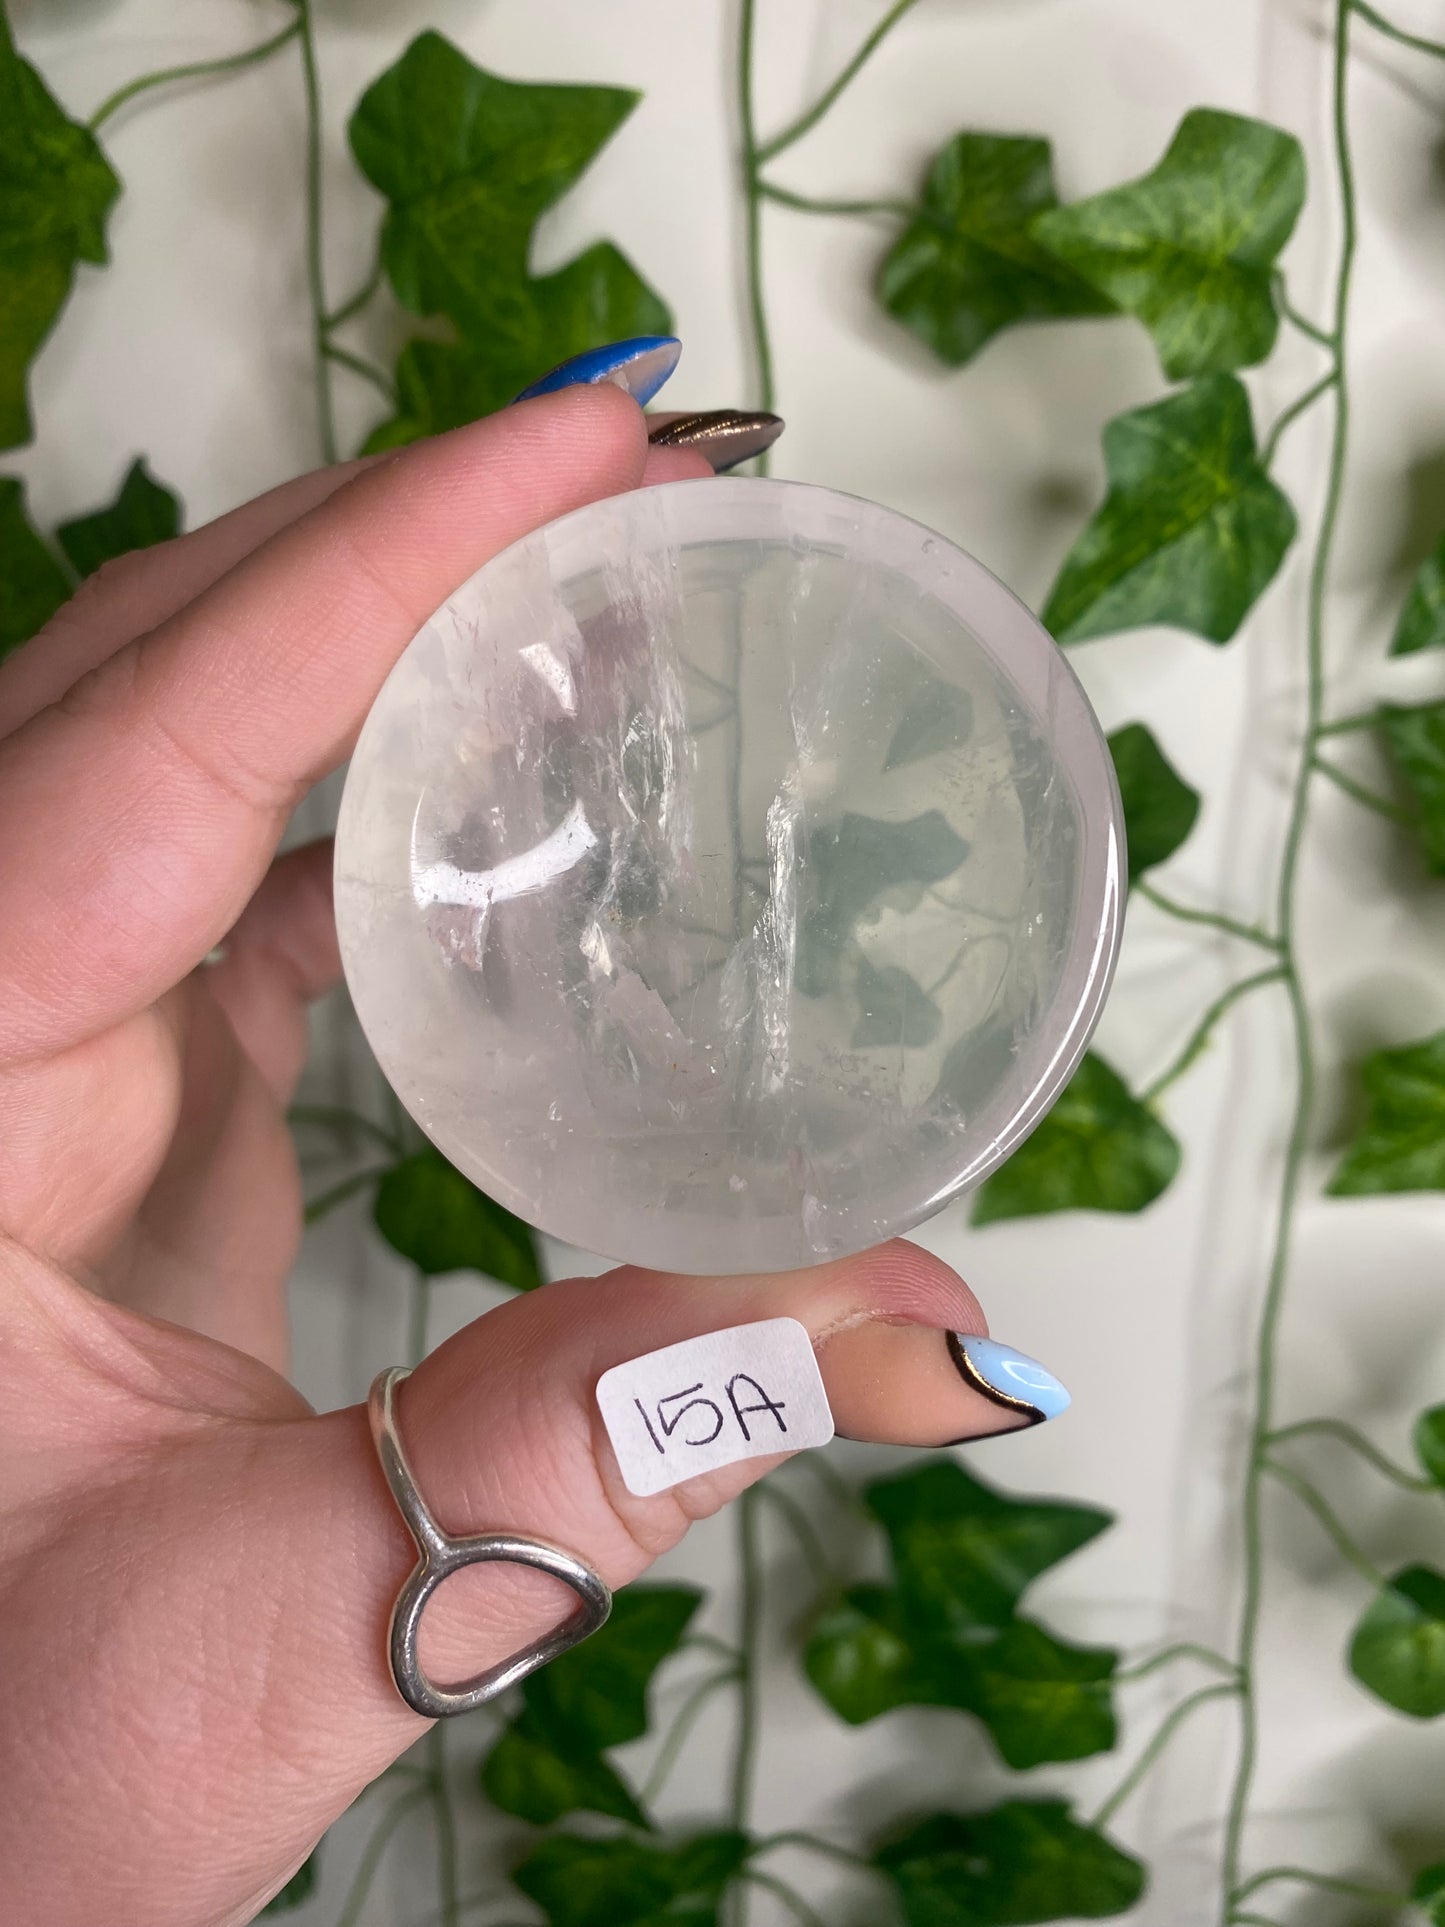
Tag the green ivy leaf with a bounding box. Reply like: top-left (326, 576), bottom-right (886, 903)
top-left (483, 1721), bottom-right (647, 1828)
top-left (261, 1850), bottom-right (318, 1912)
top-left (349, 34), bottom-right (670, 449)
top-left (804, 1585), bottom-right (915, 1725)
top-left (931, 1023), bottom-right (1022, 1120)
top-left (1043, 374), bottom-right (1296, 645)
top-left (1412, 1861), bottom-right (1445, 1925)
top-left (803, 1461), bottom-right (1119, 1775)
top-left (351, 33), bottom-right (640, 324)
top-left (852, 959), bottom-right (942, 1049)
top-left (0, 475), bottom-right (71, 658)
top-left (971, 1052), bottom-right (1181, 1225)
top-left (878, 133), bottom-right (1112, 368)
top-left (797, 810), bottom-right (970, 996)
top-left (1327, 1030), bottom-right (1445, 1198)
top-left (1032, 107), bottom-right (1304, 381)
top-left (0, 15), bottom-right (121, 449)
top-left (55, 457), bottom-right (180, 578)
top-left (373, 1147), bottom-right (542, 1288)
top-left (513, 1830), bottom-right (750, 1927)
top-left (360, 243), bottom-right (671, 451)
top-left (519, 1585), bottom-right (701, 1751)
top-left (966, 1619), bottom-right (1118, 1770)
top-left (1349, 1564), bottom-right (1445, 1718)
top-left (884, 677), bottom-right (975, 771)
top-left (1390, 534), bottom-right (1445, 656)
top-left (1107, 723), bottom-right (1200, 881)
top-left (867, 1459), bottom-right (1111, 1635)
top-left (1414, 1406), bottom-right (1445, 1489)
top-left (874, 1802), bottom-right (1146, 1926)
top-left (482, 1585), bottom-right (701, 1827)
top-left (805, 1588), bottom-right (1117, 1768)
top-left (1378, 700), bottom-right (1445, 873)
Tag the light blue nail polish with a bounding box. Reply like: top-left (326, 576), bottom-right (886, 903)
top-left (513, 336), bottom-right (682, 407)
top-left (949, 1333), bottom-right (1071, 1423)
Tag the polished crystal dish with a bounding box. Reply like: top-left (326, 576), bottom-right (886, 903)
top-left (335, 478), bottom-right (1124, 1273)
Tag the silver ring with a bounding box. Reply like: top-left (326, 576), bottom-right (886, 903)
top-left (367, 1366), bottom-right (612, 1719)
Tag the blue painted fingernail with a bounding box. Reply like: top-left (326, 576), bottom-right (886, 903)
top-left (513, 336), bottom-right (682, 407)
top-left (947, 1333), bottom-right (1071, 1428)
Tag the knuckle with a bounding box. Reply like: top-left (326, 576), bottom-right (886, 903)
top-left (52, 633), bottom-right (141, 724)
top-left (84, 547), bottom-right (156, 604)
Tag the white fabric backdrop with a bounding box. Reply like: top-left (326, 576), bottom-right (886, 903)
top-left (13, 1), bottom-right (1445, 1920)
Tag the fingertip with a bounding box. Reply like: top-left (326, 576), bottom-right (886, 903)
top-left (833, 1237), bottom-right (989, 1340)
top-left (495, 380), bottom-right (651, 476)
top-left (641, 445), bottom-right (714, 487)
top-left (339, 384), bottom-right (651, 543)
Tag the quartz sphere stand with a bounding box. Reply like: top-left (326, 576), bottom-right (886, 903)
top-left (334, 478), bottom-right (1124, 1275)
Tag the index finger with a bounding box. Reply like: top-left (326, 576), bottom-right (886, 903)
top-left (0, 457), bottom-right (376, 740)
top-left (0, 386), bottom-right (651, 1066)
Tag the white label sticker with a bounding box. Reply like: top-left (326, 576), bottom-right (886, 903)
top-left (595, 1317), bottom-right (835, 1498)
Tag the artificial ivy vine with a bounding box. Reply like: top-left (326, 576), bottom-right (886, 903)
top-left (738, 6), bottom-right (1445, 1920)
top-left (5, 3), bottom-right (1445, 1924)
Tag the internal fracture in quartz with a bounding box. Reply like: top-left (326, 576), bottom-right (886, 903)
top-left (335, 478), bottom-right (1121, 1274)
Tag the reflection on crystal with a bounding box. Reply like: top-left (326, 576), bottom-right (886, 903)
top-left (335, 478), bottom-right (1123, 1273)
top-left (411, 799), bottom-right (599, 910)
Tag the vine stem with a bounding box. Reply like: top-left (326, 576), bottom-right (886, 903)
top-left (1312, 750), bottom-right (1413, 824)
top-left (1092, 1683), bottom-right (1240, 1832)
top-left (737, 0), bottom-right (775, 457)
top-left (332, 1785), bottom-right (431, 1927)
top-left (728, 1488), bottom-right (765, 1927)
top-left (1261, 369), bottom-right (1339, 466)
top-left (1114, 1641), bottom-right (1241, 1684)
top-left (1232, 1863), bottom-right (1408, 1906)
top-left (755, 0), bottom-right (924, 161)
top-left (323, 342), bottom-right (399, 405)
top-left (304, 1164), bottom-right (392, 1224)
top-left (1273, 273), bottom-right (1336, 349)
top-left (326, 252), bottom-right (384, 331)
top-left (406, 1267), bottom-right (430, 1370)
top-left (1134, 880), bottom-right (1281, 953)
top-left (787, 1449), bottom-right (876, 1520)
top-left (757, 182), bottom-right (920, 222)
top-left (1351, 0), bottom-right (1445, 59)
top-left (1140, 967), bottom-right (1287, 1105)
top-left (289, 1103), bottom-right (403, 1159)
top-left (685, 1630), bottom-right (746, 1663)
top-left (1315, 704), bottom-right (1381, 736)
top-left (294, 0), bottom-right (337, 465)
top-left (756, 1832), bottom-right (875, 1873)
top-left (1266, 1415), bottom-right (1435, 1493)
top-left (1261, 1459), bottom-right (1387, 1587)
top-left (743, 1869), bottom-right (829, 1927)
top-left (728, 8), bottom-right (776, 1891)
top-left (1218, 1), bottom-right (1356, 1902)
top-left (405, 1269), bottom-right (461, 1927)
top-left (739, 0), bottom-right (924, 464)
top-left (641, 1666), bottom-right (741, 1805)
top-left (87, 19), bottom-right (300, 132)
top-left (428, 1721), bottom-right (462, 1927)
top-left (756, 1479), bottom-right (836, 1587)
top-left (725, 3), bottom-right (938, 1892)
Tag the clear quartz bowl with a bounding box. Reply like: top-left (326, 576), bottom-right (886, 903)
top-left (334, 477), bottom-right (1125, 1274)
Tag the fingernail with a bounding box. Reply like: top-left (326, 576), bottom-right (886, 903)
top-left (647, 409), bottom-right (785, 471)
top-left (946, 1333), bottom-right (1071, 1430)
top-left (513, 336), bottom-right (682, 406)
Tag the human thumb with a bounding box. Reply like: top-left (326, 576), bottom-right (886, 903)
top-left (1, 1237), bottom-right (1067, 1926)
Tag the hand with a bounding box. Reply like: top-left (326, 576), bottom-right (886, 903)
top-left (0, 386), bottom-right (1048, 1927)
